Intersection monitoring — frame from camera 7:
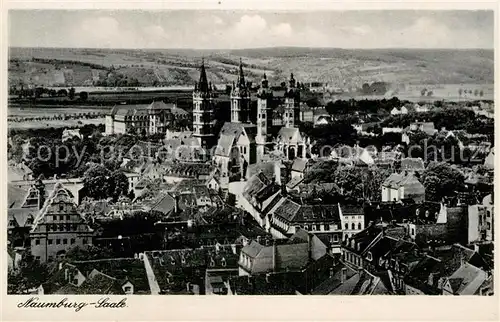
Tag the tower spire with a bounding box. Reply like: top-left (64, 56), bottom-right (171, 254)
top-left (238, 58), bottom-right (245, 89)
top-left (198, 58), bottom-right (209, 93)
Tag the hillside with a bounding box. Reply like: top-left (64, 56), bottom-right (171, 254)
top-left (8, 47), bottom-right (494, 89)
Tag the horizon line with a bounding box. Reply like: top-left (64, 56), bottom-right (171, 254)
top-left (8, 45), bottom-right (494, 51)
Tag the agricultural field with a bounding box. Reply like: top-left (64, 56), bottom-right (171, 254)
top-left (8, 107), bottom-right (109, 129)
top-left (9, 47), bottom-right (494, 99)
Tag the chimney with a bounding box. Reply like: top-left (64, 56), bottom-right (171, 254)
top-left (341, 267), bottom-right (347, 283)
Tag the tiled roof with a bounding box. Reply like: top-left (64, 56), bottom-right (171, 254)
top-left (446, 263), bottom-right (487, 295)
top-left (272, 198), bottom-right (301, 221)
top-left (219, 122), bottom-right (257, 143)
top-left (293, 205), bottom-right (341, 223)
top-left (246, 162), bottom-right (277, 180)
top-left (71, 258), bottom-right (150, 294)
top-left (401, 158), bottom-right (425, 171)
top-left (215, 134), bottom-right (235, 157)
top-left (8, 208), bottom-right (36, 227)
top-left (229, 272), bottom-right (300, 295)
top-left (276, 127), bottom-right (301, 144)
top-left (8, 184), bottom-right (28, 208)
top-left (291, 158), bottom-right (308, 172)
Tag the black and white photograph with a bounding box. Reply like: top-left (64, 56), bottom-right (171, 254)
top-left (5, 7), bottom-right (495, 301)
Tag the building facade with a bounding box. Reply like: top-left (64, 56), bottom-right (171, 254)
top-left (30, 182), bottom-right (94, 262)
top-left (193, 60), bottom-right (217, 150)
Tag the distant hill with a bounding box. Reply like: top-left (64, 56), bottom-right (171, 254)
top-left (8, 47), bottom-right (493, 89)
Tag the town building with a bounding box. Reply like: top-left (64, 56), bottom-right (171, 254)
top-left (467, 194), bottom-right (494, 244)
top-left (39, 258), bottom-right (150, 295)
top-left (29, 182), bottom-right (94, 262)
top-left (105, 101), bottom-right (188, 136)
top-left (192, 60), bottom-right (217, 150)
top-left (381, 172), bottom-right (425, 203)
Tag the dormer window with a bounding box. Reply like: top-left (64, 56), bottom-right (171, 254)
top-left (221, 258), bottom-right (226, 267)
top-left (367, 252), bottom-right (373, 261)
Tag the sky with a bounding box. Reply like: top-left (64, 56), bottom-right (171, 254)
top-left (8, 10), bottom-right (494, 49)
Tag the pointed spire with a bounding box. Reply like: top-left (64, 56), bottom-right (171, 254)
top-left (198, 58), bottom-right (209, 93)
top-left (238, 58), bottom-right (245, 89)
top-left (261, 72), bottom-right (269, 89)
top-left (289, 72), bottom-right (296, 88)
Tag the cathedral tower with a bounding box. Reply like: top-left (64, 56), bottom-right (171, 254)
top-left (193, 59), bottom-right (216, 149)
top-left (283, 73), bottom-right (300, 128)
top-left (256, 73), bottom-right (273, 163)
top-left (230, 59), bottom-right (251, 123)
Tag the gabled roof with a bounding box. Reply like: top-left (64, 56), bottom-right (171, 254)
top-left (8, 208), bottom-right (36, 227)
top-left (219, 122), bottom-right (257, 143)
top-left (276, 127), bottom-right (302, 144)
top-left (8, 184), bottom-right (28, 209)
top-left (215, 134), bottom-right (236, 157)
top-left (382, 172), bottom-right (424, 195)
top-left (401, 157), bottom-right (425, 171)
top-left (291, 158), bottom-right (308, 172)
top-left (446, 263), bottom-right (487, 295)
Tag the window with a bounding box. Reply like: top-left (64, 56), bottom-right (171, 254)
top-left (35, 239), bottom-right (40, 245)
top-left (316, 224), bottom-right (321, 231)
top-left (59, 224), bottom-right (65, 231)
top-left (53, 215), bottom-right (57, 221)
top-left (82, 238), bottom-right (87, 245)
top-left (333, 234), bottom-right (339, 242)
top-left (59, 205), bottom-right (64, 212)
top-left (487, 222), bottom-right (491, 230)
top-left (48, 239), bottom-right (53, 245)
top-left (487, 211), bottom-right (491, 218)
top-left (59, 215), bottom-right (64, 220)
top-left (56, 239), bottom-right (61, 245)
top-left (345, 223), bottom-right (348, 230)
top-left (70, 238), bottom-right (75, 245)
top-left (479, 215), bottom-right (483, 226)
top-left (323, 224), bottom-right (329, 231)
top-left (63, 239), bottom-right (68, 245)
top-left (351, 223), bottom-right (355, 230)
top-left (66, 215), bottom-right (71, 220)
top-left (358, 223), bottom-right (362, 230)
top-left (124, 286), bottom-right (132, 293)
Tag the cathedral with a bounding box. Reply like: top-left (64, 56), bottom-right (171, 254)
top-left (192, 59), bottom-right (311, 186)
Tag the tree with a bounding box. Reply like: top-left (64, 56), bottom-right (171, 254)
top-left (421, 162), bottom-right (465, 201)
top-left (8, 255), bottom-right (50, 294)
top-left (68, 87), bottom-right (76, 100)
top-left (83, 163), bottom-right (112, 199)
top-left (65, 245), bottom-right (114, 261)
top-left (57, 89), bottom-right (68, 97)
top-left (109, 170), bottom-right (129, 201)
top-left (79, 91), bottom-right (89, 101)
